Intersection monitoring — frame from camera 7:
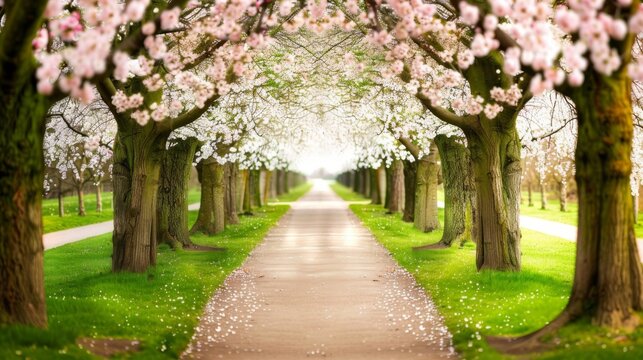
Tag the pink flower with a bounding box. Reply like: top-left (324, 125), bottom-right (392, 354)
top-left (142, 22), bottom-right (156, 36)
top-left (459, 1), bottom-right (479, 26)
top-left (113, 51), bottom-right (130, 82)
top-left (32, 28), bottom-right (49, 51)
top-left (161, 7), bottom-right (181, 30)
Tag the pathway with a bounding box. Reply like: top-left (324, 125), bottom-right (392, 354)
top-left (43, 203), bottom-right (200, 250)
top-left (519, 215), bottom-right (643, 261)
top-left (183, 180), bottom-right (456, 359)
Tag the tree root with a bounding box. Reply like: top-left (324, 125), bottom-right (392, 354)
top-left (487, 310), bottom-right (571, 355)
top-left (184, 244), bottom-right (226, 252)
top-left (412, 242), bottom-right (449, 251)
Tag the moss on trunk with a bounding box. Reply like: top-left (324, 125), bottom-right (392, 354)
top-left (0, 80), bottom-right (49, 328)
top-left (414, 142), bottom-right (440, 232)
top-left (387, 160), bottom-right (405, 214)
top-left (565, 70), bottom-right (643, 328)
top-left (111, 125), bottom-right (168, 272)
top-left (157, 138), bottom-right (199, 248)
top-left (434, 135), bottom-right (471, 246)
top-left (465, 124), bottom-right (522, 272)
top-left (224, 162), bottom-right (240, 225)
top-left (403, 160), bottom-right (417, 223)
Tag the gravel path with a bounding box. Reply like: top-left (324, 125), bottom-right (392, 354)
top-left (182, 180), bottom-right (456, 359)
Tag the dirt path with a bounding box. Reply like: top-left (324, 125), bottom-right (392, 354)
top-left (183, 180), bottom-right (456, 359)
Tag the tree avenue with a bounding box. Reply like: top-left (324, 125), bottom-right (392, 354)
top-left (0, 0), bottom-right (642, 357)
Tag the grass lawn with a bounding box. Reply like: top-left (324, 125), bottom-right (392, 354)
top-left (0, 204), bottom-right (289, 359)
top-left (329, 181), bottom-right (371, 202)
top-left (333, 183), bottom-right (643, 359)
top-left (269, 181), bottom-right (313, 203)
top-left (42, 189), bottom-right (202, 234)
top-left (520, 191), bottom-right (643, 239)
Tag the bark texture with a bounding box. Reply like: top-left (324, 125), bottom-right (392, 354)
top-left (157, 138), bottom-right (199, 248)
top-left (0, 0), bottom-right (51, 327)
top-left (224, 162), bottom-right (240, 225)
top-left (434, 135), bottom-right (471, 246)
top-left (0, 81), bottom-right (49, 328)
top-left (191, 159), bottom-right (225, 235)
top-left (95, 182), bottom-right (103, 213)
top-left (77, 186), bottom-right (86, 216)
top-left (387, 160), bottom-right (405, 213)
top-left (559, 181), bottom-right (567, 212)
top-left (465, 122), bottom-right (522, 271)
top-left (414, 142), bottom-right (440, 232)
top-left (564, 71), bottom-right (643, 328)
top-left (402, 160), bottom-right (417, 223)
top-left (370, 168), bottom-right (382, 205)
top-left (58, 178), bottom-right (65, 217)
top-left (111, 125), bottom-right (168, 272)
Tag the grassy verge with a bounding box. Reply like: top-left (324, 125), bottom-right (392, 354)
top-left (269, 182), bottom-right (313, 203)
top-left (329, 181), bottom-right (371, 202)
top-left (334, 183), bottom-right (643, 359)
top-left (0, 204), bottom-right (288, 359)
top-left (43, 189), bottom-right (202, 234)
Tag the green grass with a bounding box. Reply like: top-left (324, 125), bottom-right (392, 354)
top-left (520, 191), bottom-right (643, 238)
top-left (269, 182), bottom-right (313, 202)
top-left (333, 183), bottom-right (643, 359)
top-left (42, 189), bottom-right (202, 234)
top-left (329, 181), bottom-right (371, 202)
top-left (0, 204), bottom-right (289, 359)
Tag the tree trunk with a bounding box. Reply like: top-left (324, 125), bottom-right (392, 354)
top-left (353, 169), bottom-right (361, 194)
top-left (635, 193), bottom-right (639, 224)
top-left (224, 162), bottom-right (239, 225)
top-left (495, 67), bottom-right (643, 353)
top-left (0, 84), bottom-right (49, 327)
top-left (384, 165), bottom-right (392, 209)
top-left (58, 178), bottom-right (65, 217)
top-left (414, 142), bottom-right (440, 232)
top-left (212, 162), bottom-right (225, 234)
top-left (540, 182), bottom-right (547, 210)
top-left (158, 138), bottom-right (199, 248)
top-left (434, 135), bottom-right (470, 247)
top-left (95, 182), bottom-right (103, 213)
top-left (111, 126), bottom-right (168, 273)
top-left (527, 181), bottom-right (534, 207)
top-left (465, 126), bottom-right (522, 272)
top-left (362, 168), bottom-right (371, 198)
top-left (284, 170), bottom-right (290, 194)
top-left (77, 185), bottom-right (86, 216)
top-left (387, 160), bottom-right (404, 213)
top-left (559, 181), bottom-right (567, 212)
top-left (263, 170), bottom-right (272, 205)
top-left (190, 159), bottom-right (225, 235)
top-left (370, 168), bottom-right (381, 205)
top-left (242, 170), bottom-right (252, 214)
top-left (402, 160), bottom-right (417, 222)
top-left (252, 169), bottom-right (262, 208)
top-left (275, 169), bottom-right (283, 196)
top-left (564, 71), bottom-right (643, 328)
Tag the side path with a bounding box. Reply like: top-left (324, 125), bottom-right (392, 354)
top-left (43, 203), bottom-right (200, 250)
top-left (182, 180), bottom-right (456, 359)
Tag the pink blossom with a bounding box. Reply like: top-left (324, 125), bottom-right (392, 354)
top-left (113, 51), bottom-right (130, 82)
top-left (131, 110), bottom-right (150, 126)
top-left (32, 29), bottom-right (49, 51)
top-left (142, 22), bottom-right (156, 36)
top-left (161, 7), bottom-right (181, 30)
top-left (459, 2), bottom-right (479, 26)
top-left (44, 0), bottom-right (66, 18)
